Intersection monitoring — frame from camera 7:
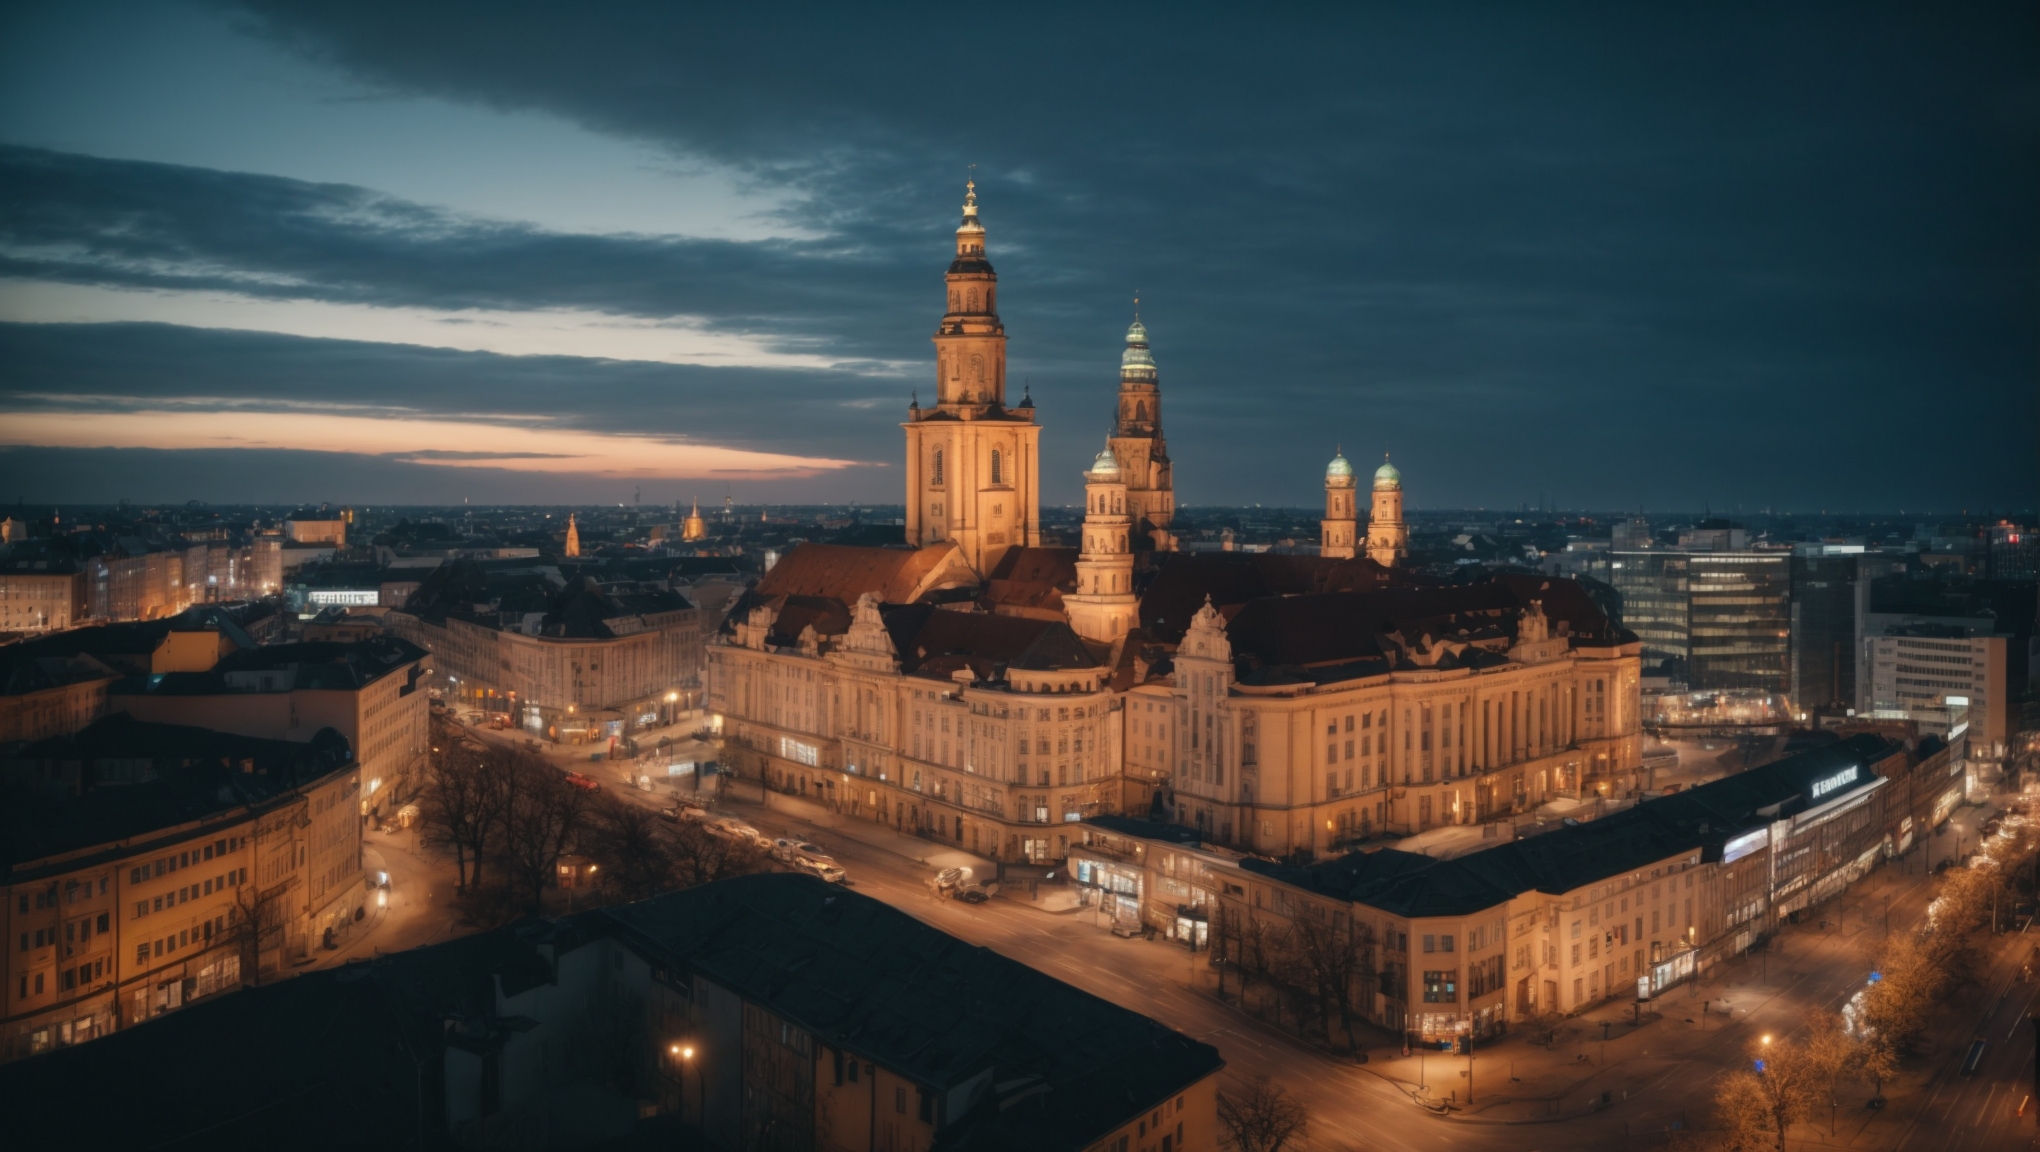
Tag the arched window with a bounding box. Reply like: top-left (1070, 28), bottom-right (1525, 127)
top-left (990, 449), bottom-right (1003, 485)
top-left (967, 289), bottom-right (980, 312)
top-left (949, 290), bottom-right (959, 312)
top-left (931, 448), bottom-right (945, 486)
top-left (1136, 401), bottom-right (1147, 422)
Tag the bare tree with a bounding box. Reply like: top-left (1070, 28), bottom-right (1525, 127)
top-left (1216, 1075), bottom-right (1309, 1152)
top-left (1712, 1071), bottom-right (1775, 1152)
top-left (666, 820), bottom-right (769, 887)
top-left (584, 795), bottom-right (676, 903)
top-left (1727, 1030), bottom-right (1818, 1150)
top-left (500, 750), bottom-right (593, 911)
top-left (1290, 912), bottom-right (1368, 1050)
top-left (1800, 1009), bottom-right (1853, 1136)
top-left (421, 715), bottom-right (503, 889)
top-left (1856, 1035), bottom-right (1899, 1104)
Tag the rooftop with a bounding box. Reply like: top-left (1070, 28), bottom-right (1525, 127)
top-left (605, 874), bottom-right (1223, 1148)
top-left (1, 713), bottom-right (354, 872)
top-left (1246, 733), bottom-right (1904, 918)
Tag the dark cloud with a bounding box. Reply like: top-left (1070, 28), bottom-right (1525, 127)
top-left (2, 4), bottom-right (2034, 509)
top-left (0, 321), bottom-right (901, 468)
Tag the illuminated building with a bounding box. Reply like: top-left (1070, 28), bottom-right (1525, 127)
top-left (707, 184), bottom-right (1646, 864)
top-left (113, 636), bottom-right (432, 822)
top-left (902, 181), bottom-right (1042, 574)
top-left (681, 498), bottom-right (708, 542)
top-left (0, 716), bottom-right (361, 1062)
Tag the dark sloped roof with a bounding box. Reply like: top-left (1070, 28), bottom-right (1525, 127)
top-left (878, 606), bottom-right (1101, 679)
top-left (753, 542), bottom-right (956, 604)
top-left (217, 635), bottom-right (427, 687)
top-left (1138, 552), bottom-right (1401, 643)
top-left (1265, 734), bottom-right (1903, 918)
top-left (1, 714), bottom-right (354, 870)
top-left (603, 874), bottom-right (1221, 1150)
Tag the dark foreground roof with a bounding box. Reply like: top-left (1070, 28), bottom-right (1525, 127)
top-left (0, 875), bottom-right (1221, 1152)
top-left (605, 874), bottom-right (1223, 1149)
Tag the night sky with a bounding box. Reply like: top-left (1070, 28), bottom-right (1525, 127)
top-left (1, 3), bottom-right (2033, 512)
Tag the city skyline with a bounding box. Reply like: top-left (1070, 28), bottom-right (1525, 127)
top-left (2, 5), bottom-right (2034, 510)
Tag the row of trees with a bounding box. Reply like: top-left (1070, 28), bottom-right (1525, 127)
top-left (421, 714), bottom-right (765, 922)
top-left (1211, 906), bottom-right (1376, 1052)
top-left (1715, 1009), bottom-right (1897, 1151)
top-left (1715, 820), bottom-right (2040, 1149)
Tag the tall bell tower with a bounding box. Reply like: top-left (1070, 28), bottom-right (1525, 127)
top-left (903, 181), bottom-right (1041, 574)
top-left (1107, 313), bottom-right (1175, 550)
top-left (1321, 450), bottom-right (1357, 559)
top-left (1365, 455), bottom-right (1408, 567)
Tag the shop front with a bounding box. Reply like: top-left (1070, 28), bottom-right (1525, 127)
top-left (1641, 946), bottom-right (1696, 998)
top-left (1071, 853), bottom-right (1145, 936)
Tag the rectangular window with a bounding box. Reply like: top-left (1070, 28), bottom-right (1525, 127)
top-left (1422, 970), bottom-right (1459, 1003)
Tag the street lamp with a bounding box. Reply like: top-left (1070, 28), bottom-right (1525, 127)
top-left (670, 1041), bottom-right (699, 1119)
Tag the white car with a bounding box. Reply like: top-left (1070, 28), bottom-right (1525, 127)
top-left (710, 818), bottom-right (759, 842)
top-left (797, 858), bottom-right (849, 885)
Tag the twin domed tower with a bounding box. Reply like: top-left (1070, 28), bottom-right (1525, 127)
top-left (905, 181), bottom-right (1408, 641)
top-left (1321, 450), bottom-right (1408, 566)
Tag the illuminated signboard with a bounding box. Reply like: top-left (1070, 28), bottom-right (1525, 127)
top-left (307, 589), bottom-right (380, 607)
top-left (1809, 765), bottom-right (1859, 800)
top-left (1722, 828), bottom-right (1769, 864)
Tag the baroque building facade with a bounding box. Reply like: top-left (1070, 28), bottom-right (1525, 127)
top-left (707, 184), bottom-right (1644, 866)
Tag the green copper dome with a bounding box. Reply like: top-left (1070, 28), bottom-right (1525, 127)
top-left (1373, 456), bottom-right (1402, 490)
top-left (1326, 451), bottom-right (1354, 482)
top-left (1089, 444), bottom-right (1122, 478)
top-left (1120, 319), bottom-right (1157, 380)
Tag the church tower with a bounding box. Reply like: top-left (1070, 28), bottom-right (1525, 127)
top-left (1365, 455), bottom-right (1408, 566)
top-left (681, 498), bottom-right (707, 542)
top-left (1065, 443), bottom-right (1138, 643)
top-left (564, 513), bottom-right (581, 558)
top-left (1107, 315), bottom-right (1175, 550)
top-left (903, 181), bottom-right (1041, 574)
top-left (1320, 450), bottom-right (1357, 559)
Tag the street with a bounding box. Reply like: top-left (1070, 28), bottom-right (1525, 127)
top-left (425, 721), bottom-right (2040, 1150)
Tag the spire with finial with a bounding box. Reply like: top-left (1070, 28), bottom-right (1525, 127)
top-left (956, 168), bottom-right (984, 250)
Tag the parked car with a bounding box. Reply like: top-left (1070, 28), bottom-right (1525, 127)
top-left (954, 887), bottom-right (989, 904)
top-left (564, 771), bottom-right (602, 793)
top-left (796, 859), bottom-right (849, 885)
top-left (712, 818), bottom-right (761, 843)
top-left (770, 838), bottom-right (798, 862)
top-left (660, 804), bottom-right (707, 824)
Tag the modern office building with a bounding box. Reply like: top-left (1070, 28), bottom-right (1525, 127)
top-left (1862, 626), bottom-right (2012, 756)
top-left (1789, 547), bottom-right (1868, 711)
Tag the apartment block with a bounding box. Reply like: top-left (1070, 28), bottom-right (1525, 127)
top-left (0, 716), bottom-right (360, 1062)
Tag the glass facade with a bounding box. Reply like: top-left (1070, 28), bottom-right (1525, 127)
top-left (1605, 552), bottom-right (1689, 675)
top-left (1687, 554), bottom-right (1790, 694)
top-left (1788, 552), bottom-right (1863, 710)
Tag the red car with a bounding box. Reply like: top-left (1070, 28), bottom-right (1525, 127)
top-left (564, 772), bottom-right (602, 793)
